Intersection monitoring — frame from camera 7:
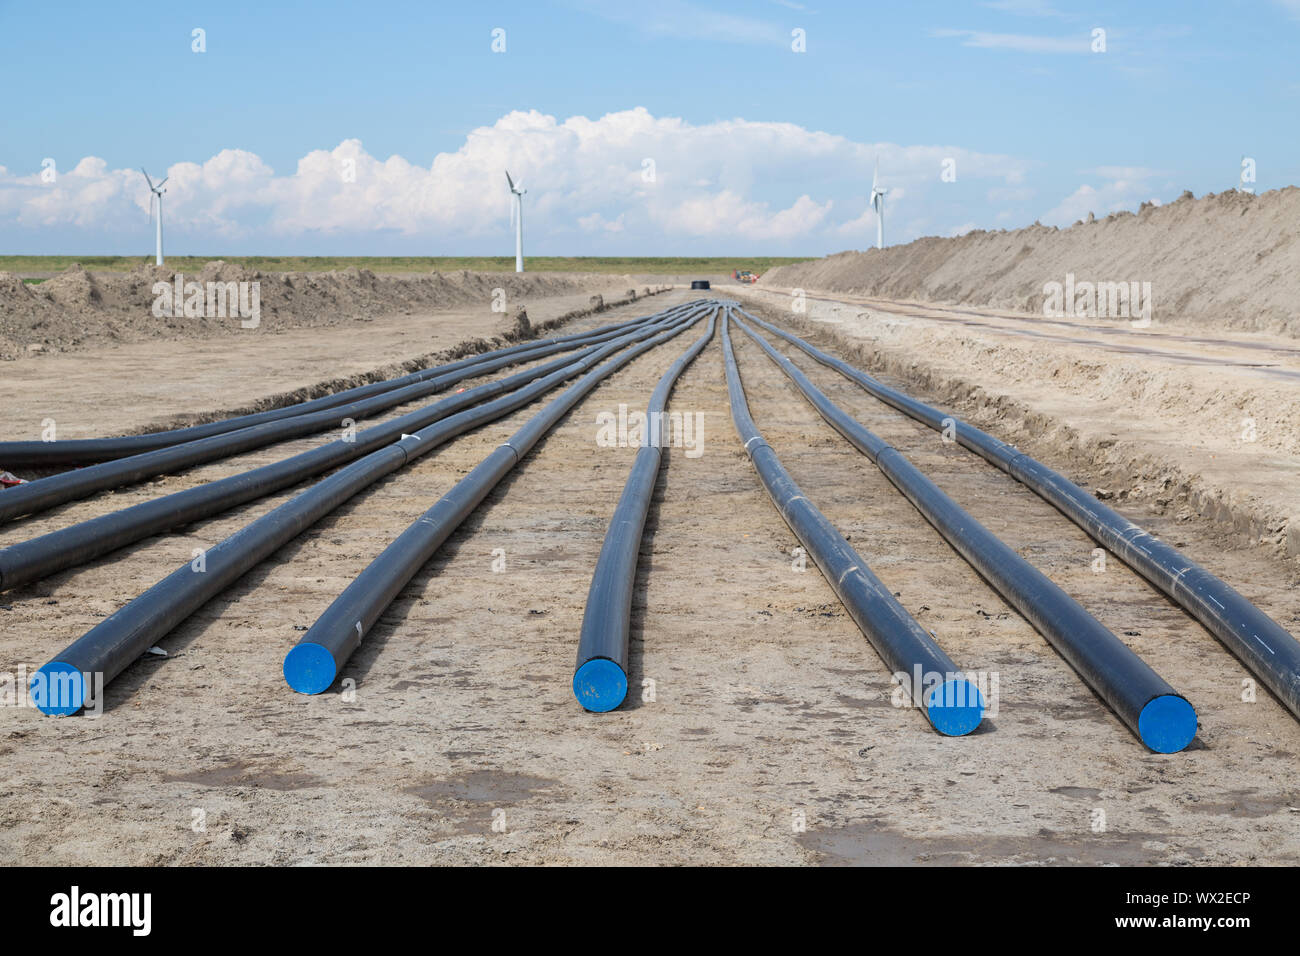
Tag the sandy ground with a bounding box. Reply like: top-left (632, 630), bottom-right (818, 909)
top-left (0, 286), bottom-right (644, 447)
top-left (0, 264), bottom-right (649, 359)
top-left (2, 287), bottom-right (1299, 865)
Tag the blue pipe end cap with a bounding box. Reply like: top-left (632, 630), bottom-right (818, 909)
top-left (1138, 694), bottom-right (1197, 753)
top-left (572, 658), bottom-right (628, 713)
top-left (29, 661), bottom-right (86, 716)
top-left (926, 678), bottom-right (985, 737)
top-left (283, 643), bottom-right (338, 695)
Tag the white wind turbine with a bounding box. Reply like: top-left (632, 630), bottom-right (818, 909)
top-left (506, 170), bottom-right (526, 272)
top-left (870, 159), bottom-right (887, 250)
top-left (142, 168), bottom-right (168, 265)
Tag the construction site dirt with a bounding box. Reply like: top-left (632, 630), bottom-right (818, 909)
top-left (1, 280), bottom-right (1297, 865)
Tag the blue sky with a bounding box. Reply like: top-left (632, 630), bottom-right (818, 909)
top-left (1, 0), bottom-right (1297, 256)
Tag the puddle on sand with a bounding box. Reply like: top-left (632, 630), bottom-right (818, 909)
top-left (798, 821), bottom-right (1192, 865)
top-left (1185, 789), bottom-right (1295, 819)
top-left (403, 770), bottom-right (565, 840)
top-left (1049, 786), bottom-right (1103, 800)
top-left (163, 759), bottom-right (324, 791)
top-left (405, 770), bottom-right (561, 805)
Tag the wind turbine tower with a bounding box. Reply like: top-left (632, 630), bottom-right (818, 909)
top-left (506, 170), bottom-right (526, 272)
top-left (142, 168), bottom-right (168, 266)
top-left (870, 160), bottom-right (888, 250)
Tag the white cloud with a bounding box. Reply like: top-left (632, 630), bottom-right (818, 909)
top-left (652, 191), bottom-right (832, 239)
top-left (933, 28), bottom-right (1092, 53)
top-left (578, 212), bottom-right (626, 233)
top-left (833, 205), bottom-right (875, 238)
top-left (1043, 168), bottom-right (1163, 225)
top-left (0, 107), bottom-right (1036, 251)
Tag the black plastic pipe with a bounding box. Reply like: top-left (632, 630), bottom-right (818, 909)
top-left (1, 303), bottom-right (705, 594)
top-left (282, 310), bottom-right (713, 696)
top-left (720, 313), bottom-right (983, 736)
top-left (733, 311), bottom-right (1197, 752)
top-left (737, 305), bottom-right (1300, 725)
top-left (0, 306), bottom-right (691, 522)
top-left (0, 307), bottom-right (662, 469)
top-left (571, 310), bottom-right (718, 712)
top-left (28, 306), bottom-right (711, 715)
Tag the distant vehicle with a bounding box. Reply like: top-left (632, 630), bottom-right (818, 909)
top-left (690, 280), bottom-right (711, 290)
top-left (732, 270), bottom-right (760, 284)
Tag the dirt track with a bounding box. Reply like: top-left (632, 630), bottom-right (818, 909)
top-left (2, 287), bottom-right (1299, 865)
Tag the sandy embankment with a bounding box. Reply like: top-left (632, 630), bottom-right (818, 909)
top-left (761, 186), bottom-right (1300, 338)
top-left (0, 270), bottom-right (664, 446)
top-left (0, 262), bottom-right (661, 360)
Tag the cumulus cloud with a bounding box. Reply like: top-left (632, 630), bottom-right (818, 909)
top-left (577, 212), bottom-right (625, 233)
top-left (1042, 168), bottom-right (1163, 225)
top-left (650, 191), bottom-right (832, 239)
top-left (0, 107), bottom-right (1036, 252)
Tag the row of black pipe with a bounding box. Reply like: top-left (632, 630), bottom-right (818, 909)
top-left (570, 305), bottom-right (1294, 753)
top-left (736, 306), bottom-right (1300, 730)
top-left (283, 307), bottom-right (712, 694)
top-left (0, 305), bottom-right (656, 469)
top-left (5, 297), bottom-right (1298, 757)
top-left (728, 309), bottom-right (1194, 750)
top-left (0, 303), bottom-right (700, 592)
top-left (0, 312), bottom-right (666, 523)
top-left (24, 302), bottom-right (714, 713)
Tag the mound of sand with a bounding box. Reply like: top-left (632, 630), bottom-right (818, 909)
top-left (760, 186), bottom-right (1300, 336)
top-left (0, 264), bottom-right (598, 359)
top-left (38, 262), bottom-right (102, 308)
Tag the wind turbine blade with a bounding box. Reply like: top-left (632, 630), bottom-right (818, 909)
top-left (156, 177), bottom-right (168, 189)
top-left (505, 170), bottom-right (515, 191)
top-left (141, 168), bottom-right (154, 190)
